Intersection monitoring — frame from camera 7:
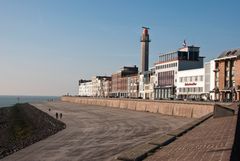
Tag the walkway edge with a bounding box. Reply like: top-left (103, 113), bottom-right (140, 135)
top-left (116, 112), bottom-right (213, 161)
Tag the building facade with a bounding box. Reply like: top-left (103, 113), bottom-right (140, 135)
top-left (91, 76), bottom-right (112, 97)
top-left (214, 49), bottom-right (240, 101)
top-left (111, 66), bottom-right (138, 98)
top-left (154, 45), bottom-right (204, 100)
top-left (139, 68), bottom-right (156, 99)
top-left (78, 80), bottom-right (93, 96)
top-left (204, 60), bottom-right (216, 100)
top-left (102, 78), bottom-right (112, 98)
top-left (176, 68), bottom-right (205, 99)
top-left (128, 75), bottom-right (139, 98)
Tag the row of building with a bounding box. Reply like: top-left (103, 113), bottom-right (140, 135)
top-left (79, 28), bottom-right (240, 102)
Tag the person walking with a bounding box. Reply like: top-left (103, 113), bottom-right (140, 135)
top-left (60, 113), bottom-right (63, 119)
top-left (56, 112), bottom-right (58, 119)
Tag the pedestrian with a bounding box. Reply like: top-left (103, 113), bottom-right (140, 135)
top-left (56, 112), bottom-right (58, 119)
top-left (48, 108), bottom-right (51, 112)
top-left (60, 113), bottom-right (62, 119)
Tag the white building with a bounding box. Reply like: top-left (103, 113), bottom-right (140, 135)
top-left (102, 78), bottom-right (112, 97)
top-left (127, 75), bottom-right (139, 98)
top-left (78, 80), bottom-right (93, 96)
top-left (139, 74), bottom-right (144, 98)
top-left (176, 68), bottom-right (205, 99)
top-left (91, 76), bottom-right (112, 97)
top-left (204, 60), bottom-right (216, 100)
top-left (154, 45), bottom-right (204, 99)
top-left (139, 68), bottom-right (156, 99)
top-left (79, 76), bottom-right (111, 97)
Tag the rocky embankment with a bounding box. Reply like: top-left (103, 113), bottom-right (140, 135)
top-left (0, 103), bottom-right (66, 159)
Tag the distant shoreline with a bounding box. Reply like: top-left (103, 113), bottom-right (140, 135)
top-left (0, 95), bottom-right (60, 108)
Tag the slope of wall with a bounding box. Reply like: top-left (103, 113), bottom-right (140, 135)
top-left (61, 96), bottom-right (214, 118)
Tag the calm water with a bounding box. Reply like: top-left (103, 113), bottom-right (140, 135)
top-left (0, 95), bottom-right (60, 108)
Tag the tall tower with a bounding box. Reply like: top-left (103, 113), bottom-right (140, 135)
top-left (140, 27), bottom-right (150, 73)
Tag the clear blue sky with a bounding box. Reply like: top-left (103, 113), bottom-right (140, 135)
top-left (0, 0), bottom-right (239, 96)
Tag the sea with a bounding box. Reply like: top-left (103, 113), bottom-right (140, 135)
top-left (0, 95), bottom-right (60, 108)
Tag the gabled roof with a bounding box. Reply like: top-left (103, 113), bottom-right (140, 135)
top-left (218, 48), bottom-right (240, 59)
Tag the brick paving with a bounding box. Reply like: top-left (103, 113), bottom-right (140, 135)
top-left (145, 116), bottom-right (237, 161)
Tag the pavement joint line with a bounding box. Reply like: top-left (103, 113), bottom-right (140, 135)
top-left (148, 134), bottom-right (176, 146)
top-left (117, 143), bottom-right (159, 161)
top-left (115, 112), bottom-right (213, 161)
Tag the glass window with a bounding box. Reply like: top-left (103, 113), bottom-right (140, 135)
top-left (184, 77), bottom-right (187, 82)
top-left (216, 81), bottom-right (219, 87)
top-left (232, 70), bottom-right (235, 77)
top-left (227, 72), bottom-right (230, 77)
top-left (198, 87), bottom-right (202, 92)
top-left (195, 76), bottom-right (198, 81)
top-left (233, 81), bottom-right (236, 87)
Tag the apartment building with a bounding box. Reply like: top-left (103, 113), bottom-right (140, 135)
top-left (214, 49), bottom-right (240, 101)
top-left (111, 66), bottom-right (138, 98)
top-left (91, 76), bottom-right (112, 97)
top-left (78, 79), bottom-right (93, 96)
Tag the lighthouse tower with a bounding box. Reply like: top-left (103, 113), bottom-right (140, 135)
top-left (140, 27), bottom-right (150, 73)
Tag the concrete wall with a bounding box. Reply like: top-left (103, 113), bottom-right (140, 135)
top-left (61, 96), bottom-right (214, 118)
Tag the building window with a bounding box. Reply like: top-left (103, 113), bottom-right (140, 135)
top-left (184, 77), bottom-right (187, 82)
top-left (180, 77), bottom-right (183, 82)
top-left (232, 70), bottom-right (235, 77)
top-left (226, 80), bottom-right (230, 88)
top-left (216, 62), bottom-right (219, 69)
top-left (216, 81), bottom-right (219, 88)
top-left (195, 76), bottom-right (198, 81)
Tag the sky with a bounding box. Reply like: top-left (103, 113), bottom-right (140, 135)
top-left (0, 0), bottom-right (239, 96)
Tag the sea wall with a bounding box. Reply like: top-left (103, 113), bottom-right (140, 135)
top-left (61, 96), bottom-right (214, 118)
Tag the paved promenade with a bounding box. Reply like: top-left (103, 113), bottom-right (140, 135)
top-left (144, 115), bottom-right (237, 161)
top-left (1, 101), bottom-right (192, 161)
